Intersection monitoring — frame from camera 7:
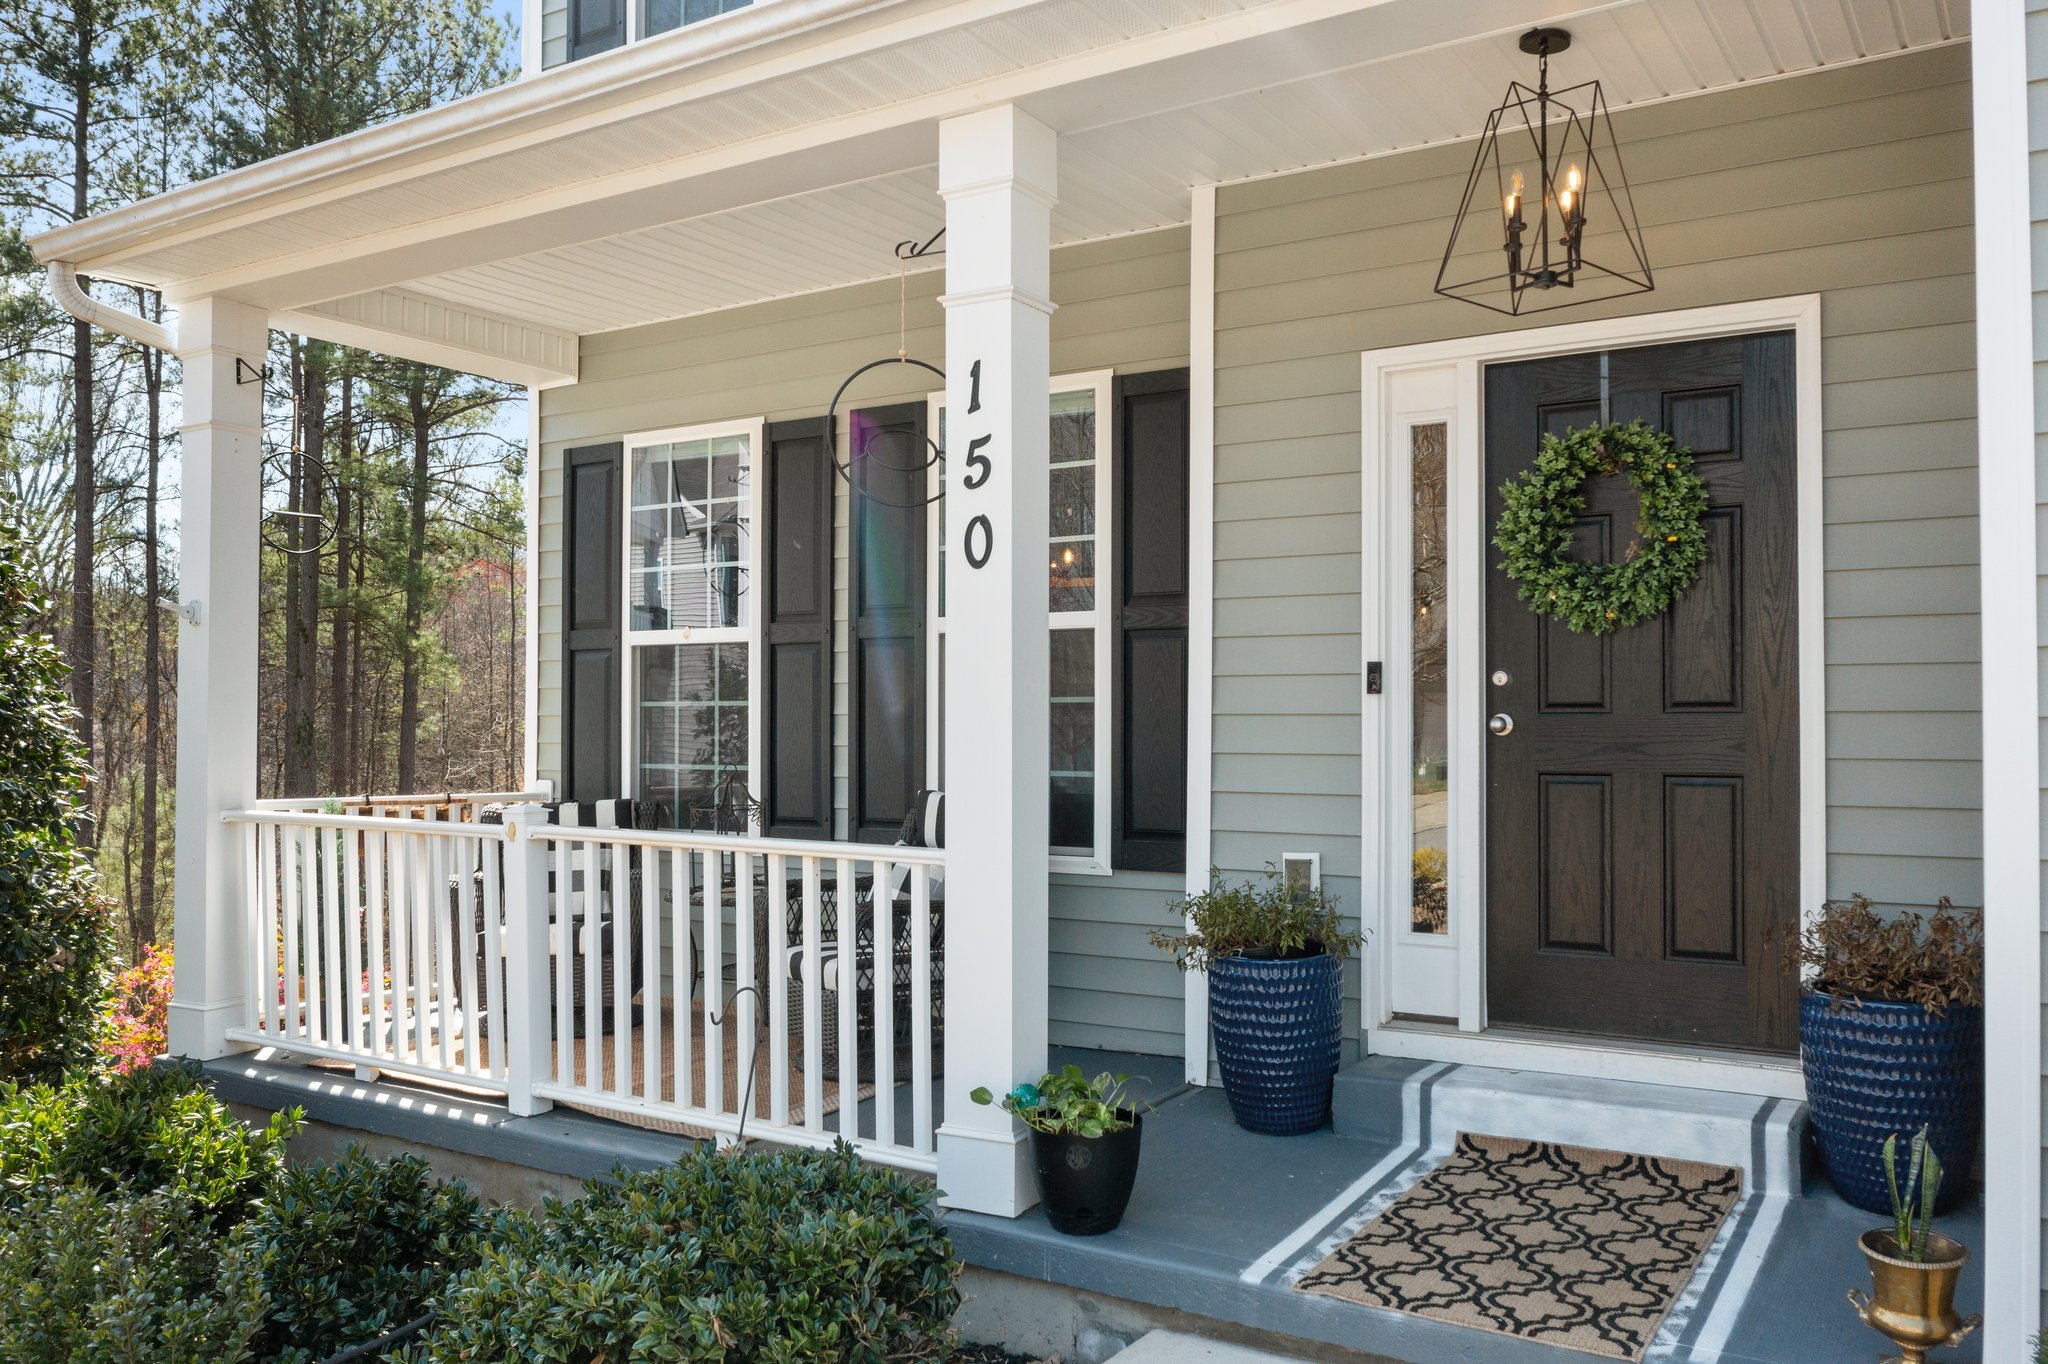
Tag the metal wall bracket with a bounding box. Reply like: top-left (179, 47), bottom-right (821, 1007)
top-left (894, 227), bottom-right (945, 261)
top-left (235, 357), bottom-right (271, 385)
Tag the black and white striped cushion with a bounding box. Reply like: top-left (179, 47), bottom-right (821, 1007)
top-left (545, 798), bottom-right (633, 828)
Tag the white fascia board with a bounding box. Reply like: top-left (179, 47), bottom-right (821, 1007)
top-left (275, 288), bottom-right (578, 388)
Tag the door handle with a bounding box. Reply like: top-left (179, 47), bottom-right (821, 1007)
top-left (1488, 713), bottom-right (1515, 737)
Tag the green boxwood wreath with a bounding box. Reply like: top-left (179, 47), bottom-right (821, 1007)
top-left (1493, 420), bottom-right (1710, 635)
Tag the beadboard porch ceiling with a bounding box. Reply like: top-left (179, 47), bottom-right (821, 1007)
top-left (35, 0), bottom-right (1969, 377)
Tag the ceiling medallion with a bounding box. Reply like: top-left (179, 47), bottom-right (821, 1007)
top-left (1435, 28), bottom-right (1653, 316)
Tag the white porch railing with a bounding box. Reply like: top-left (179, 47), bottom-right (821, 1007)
top-left (225, 807), bottom-right (514, 1091)
top-left (223, 802), bottom-right (945, 1172)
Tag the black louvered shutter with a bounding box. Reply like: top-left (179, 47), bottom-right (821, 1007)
top-left (763, 417), bottom-right (834, 839)
top-left (848, 402), bottom-right (927, 843)
top-left (569, 0), bottom-right (625, 60)
top-left (1111, 369), bottom-right (1191, 871)
top-left (562, 441), bottom-right (623, 803)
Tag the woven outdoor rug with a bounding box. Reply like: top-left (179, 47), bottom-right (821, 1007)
top-left (1295, 1132), bottom-right (1741, 1361)
top-left (556, 1002), bottom-right (875, 1139)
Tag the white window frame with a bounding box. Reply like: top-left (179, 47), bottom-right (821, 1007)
top-left (619, 416), bottom-right (766, 827)
top-left (926, 369), bottom-right (1116, 875)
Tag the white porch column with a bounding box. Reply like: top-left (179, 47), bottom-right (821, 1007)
top-left (935, 104), bottom-right (1055, 1217)
top-left (167, 296), bottom-right (269, 1060)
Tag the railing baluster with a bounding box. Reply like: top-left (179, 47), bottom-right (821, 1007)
top-left (409, 829), bottom-right (435, 1068)
top-left (911, 863), bottom-right (933, 1155)
top-left (612, 840), bottom-right (630, 1096)
top-left (801, 855), bottom-right (823, 1132)
top-left (643, 847), bottom-right (663, 1104)
top-left (322, 819), bottom-right (345, 1050)
top-left (767, 852), bottom-right (789, 1128)
top-left (366, 827), bottom-right (389, 1064)
top-left (580, 837), bottom-right (600, 1090)
top-left (282, 824), bottom-right (304, 1043)
top-left (704, 848), bottom-right (724, 1116)
top-left (341, 824), bottom-right (366, 1059)
top-left (735, 850), bottom-right (756, 1122)
top-left (245, 821), bottom-right (265, 1033)
top-left (873, 857), bottom-right (896, 1149)
top-left (836, 854), bottom-right (857, 1141)
top-left (553, 833), bottom-right (572, 1086)
top-left (674, 849), bottom-right (694, 1111)
top-left (457, 830), bottom-right (485, 1077)
top-left (478, 825), bottom-right (504, 1078)
top-left (389, 831), bottom-right (413, 1061)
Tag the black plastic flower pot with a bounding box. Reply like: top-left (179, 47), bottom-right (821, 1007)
top-left (1029, 1111), bottom-right (1143, 1236)
top-left (1208, 947), bottom-right (1343, 1136)
top-left (1800, 989), bottom-right (1983, 1215)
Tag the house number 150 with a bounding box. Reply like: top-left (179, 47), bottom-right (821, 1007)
top-left (963, 359), bottom-right (993, 570)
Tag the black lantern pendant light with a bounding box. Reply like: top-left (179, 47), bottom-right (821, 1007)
top-left (1435, 28), bottom-right (1652, 315)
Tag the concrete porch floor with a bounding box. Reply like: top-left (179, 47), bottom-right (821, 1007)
top-left (948, 1048), bottom-right (1987, 1364)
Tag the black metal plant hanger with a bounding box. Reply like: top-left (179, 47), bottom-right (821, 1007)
top-left (823, 234), bottom-right (947, 510)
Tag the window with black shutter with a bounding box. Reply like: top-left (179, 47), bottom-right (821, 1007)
top-left (849, 402), bottom-right (927, 843)
top-left (568, 0), bottom-right (625, 60)
top-left (762, 417), bottom-right (833, 839)
top-left (562, 441), bottom-right (623, 803)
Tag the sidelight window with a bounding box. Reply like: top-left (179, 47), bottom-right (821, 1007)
top-left (1410, 421), bottom-right (1450, 935)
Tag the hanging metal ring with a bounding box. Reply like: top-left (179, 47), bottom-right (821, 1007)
top-left (825, 355), bottom-right (947, 509)
top-left (260, 449), bottom-right (341, 556)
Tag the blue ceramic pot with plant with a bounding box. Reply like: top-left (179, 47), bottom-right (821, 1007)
top-left (1153, 866), bottom-right (1362, 1137)
top-left (1784, 895), bottom-right (1984, 1215)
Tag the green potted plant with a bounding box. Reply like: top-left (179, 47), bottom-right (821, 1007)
top-left (972, 1067), bottom-right (1145, 1236)
top-left (1783, 895), bottom-right (1983, 1214)
top-left (1847, 1126), bottom-right (1980, 1363)
top-left (1151, 865), bottom-right (1362, 1135)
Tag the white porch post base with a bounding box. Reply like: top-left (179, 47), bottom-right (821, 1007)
top-left (934, 104), bottom-right (1056, 1218)
top-left (167, 296), bottom-right (269, 1061)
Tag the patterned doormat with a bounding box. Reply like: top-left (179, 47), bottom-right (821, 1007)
top-left (1295, 1132), bottom-right (1741, 1361)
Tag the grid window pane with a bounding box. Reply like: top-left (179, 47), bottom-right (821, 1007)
top-left (636, 642), bottom-right (749, 831)
top-left (629, 434), bottom-right (750, 633)
top-left (1050, 629), bottom-right (1095, 856)
top-left (1047, 389), bottom-right (1097, 612)
top-left (643, 0), bottom-right (749, 37)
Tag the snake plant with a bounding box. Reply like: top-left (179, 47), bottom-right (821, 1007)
top-left (1880, 1125), bottom-right (1943, 1260)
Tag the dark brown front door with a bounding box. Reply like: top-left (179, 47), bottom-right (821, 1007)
top-left (1483, 333), bottom-right (1798, 1054)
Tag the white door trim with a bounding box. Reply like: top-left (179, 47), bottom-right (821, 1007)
top-left (1359, 294), bottom-right (1823, 1098)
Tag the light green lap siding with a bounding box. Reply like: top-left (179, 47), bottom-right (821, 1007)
top-left (536, 227), bottom-right (1191, 1055)
top-left (1212, 46), bottom-right (1980, 1045)
top-left (540, 0), bottom-right (567, 70)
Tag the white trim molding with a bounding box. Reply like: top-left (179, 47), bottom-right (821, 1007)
top-left (1971, 0), bottom-right (2042, 1352)
top-left (279, 288), bottom-right (578, 389)
top-left (1358, 295), bottom-right (1825, 1099)
top-left (1183, 181), bottom-right (1217, 1087)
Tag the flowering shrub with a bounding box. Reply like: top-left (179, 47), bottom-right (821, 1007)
top-left (103, 944), bottom-right (174, 1074)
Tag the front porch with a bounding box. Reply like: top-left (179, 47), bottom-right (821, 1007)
top-left (202, 1040), bottom-right (1984, 1364)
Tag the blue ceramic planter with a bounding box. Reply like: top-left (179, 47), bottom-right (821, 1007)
top-left (1208, 950), bottom-right (1343, 1136)
top-left (1800, 989), bottom-right (1982, 1215)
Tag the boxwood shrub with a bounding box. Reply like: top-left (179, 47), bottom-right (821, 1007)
top-left (403, 1142), bottom-right (960, 1364)
top-left (245, 1147), bottom-right (487, 1363)
top-left (0, 1183), bottom-right (269, 1364)
top-left (0, 1062), bottom-right (297, 1223)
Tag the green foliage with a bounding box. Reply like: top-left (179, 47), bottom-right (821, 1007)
top-left (0, 1183), bottom-right (268, 1364)
top-left (972, 1065), bottom-right (1144, 1137)
top-left (245, 1147), bottom-right (487, 1363)
top-left (1151, 865), bottom-right (1361, 973)
top-left (0, 506), bottom-right (116, 1083)
top-left (1880, 1125), bottom-right (1944, 1261)
top-left (1493, 420), bottom-right (1710, 635)
top-left (401, 1142), bottom-right (960, 1364)
top-left (0, 1063), bottom-right (298, 1224)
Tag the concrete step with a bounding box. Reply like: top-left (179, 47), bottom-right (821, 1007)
top-left (1106, 1331), bottom-right (1318, 1363)
top-left (1331, 1056), bottom-right (1808, 1198)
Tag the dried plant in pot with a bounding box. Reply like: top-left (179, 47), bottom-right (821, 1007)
top-left (1779, 895), bottom-right (1984, 1215)
top-left (1152, 866), bottom-right (1364, 1136)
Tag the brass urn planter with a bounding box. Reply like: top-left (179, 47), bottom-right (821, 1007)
top-left (1847, 1229), bottom-right (1980, 1364)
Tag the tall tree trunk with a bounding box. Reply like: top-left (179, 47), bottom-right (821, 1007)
top-left (327, 368), bottom-right (353, 794)
top-left (138, 293), bottom-right (163, 949)
top-left (68, 19), bottom-right (96, 836)
top-left (282, 340), bottom-right (325, 794)
top-left (396, 370), bottom-right (430, 792)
